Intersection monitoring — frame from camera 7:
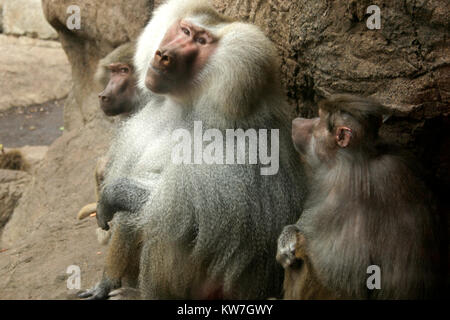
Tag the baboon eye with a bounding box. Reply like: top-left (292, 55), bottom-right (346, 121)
top-left (196, 37), bottom-right (206, 45)
top-left (182, 27), bottom-right (190, 36)
top-left (120, 68), bottom-right (129, 73)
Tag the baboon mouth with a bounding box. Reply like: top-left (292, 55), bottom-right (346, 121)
top-left (150, 65), bottom-right (163, 74)
top-left (147, 66), bottom-right (170, 83)
top-left (149, 65), bottom-right (171, 77)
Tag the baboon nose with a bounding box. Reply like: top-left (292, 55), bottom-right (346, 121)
top-left (99, 95), bottom-right (110, 102)
top-left (155, 49), bottom-right (174, 69)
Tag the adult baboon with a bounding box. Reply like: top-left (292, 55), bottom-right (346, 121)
top-left (79, 0), bottom-right (306, 300)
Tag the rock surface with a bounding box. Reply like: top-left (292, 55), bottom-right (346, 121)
top-left (0, 170), bottom-right (31, 232)
top-left (3, 0), bottom-right (57, 39)
top-left (0, 35), bottom-right (71, 112)
top-left (0, 0), bottom-right (448, 299)
top-left (4, 146), bottom-right (49, 172)
top-left (0, 119), bottom-right (113, 299)
top-left (213, 0), bottom-right (449, 113)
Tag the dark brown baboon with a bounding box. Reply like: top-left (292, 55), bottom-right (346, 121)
top-left (277, 94), bottom-right (440, 299)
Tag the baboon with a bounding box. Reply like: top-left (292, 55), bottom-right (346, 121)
top-left (0, 144), bottom-right (29, 172)
top-left (79, 0), bottom-right (307, 300)
top-left (95, 42), bottom-right (147, 118)
top-left (277, 94), bottom-right (440, 299)
top-left (77, 42), bottom-right (150, 244)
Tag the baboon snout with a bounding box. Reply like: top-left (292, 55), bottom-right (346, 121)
top-left (99, 94), bottom-right (110, 102)
top-left (154, 49), bottom-right (175, 70)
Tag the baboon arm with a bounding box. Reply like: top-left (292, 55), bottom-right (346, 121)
top-left (77, 203), bottom-right (98, 220)
top-left (97, 178), bottom-right (150, 230)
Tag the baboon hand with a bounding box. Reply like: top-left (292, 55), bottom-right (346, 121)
top-left (276, 224), bottom-right (302, 269)
top-left (78, 277), bottom-right (120, 300)
top-left (96, 178), bottom-right (150, 230)
top-left (78, 282), bottom-right (110, 300)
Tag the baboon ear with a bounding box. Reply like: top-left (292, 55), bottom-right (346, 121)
top-left (335, 126), bottom-right (353, 148)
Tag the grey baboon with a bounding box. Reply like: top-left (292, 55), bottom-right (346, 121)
top-left (79, 0), bottom-right (307, 300)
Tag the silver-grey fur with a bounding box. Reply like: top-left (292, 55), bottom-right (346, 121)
top-left (97, 0), bottom-right (307, 299)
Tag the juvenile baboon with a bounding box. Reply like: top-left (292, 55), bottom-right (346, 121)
top-left (95, 42), bottom-right (147, 118)
top-left (77, 42), bottom-right (150, 244)
top-left (79, 0), bottom-right (307, 300)
top-left (277, 95), bottom-right (440, 299)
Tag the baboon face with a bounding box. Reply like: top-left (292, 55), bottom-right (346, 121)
top-left (145, 19), bottom-right (218, 94)
top-left (99, 63), bottom-right (137, 116)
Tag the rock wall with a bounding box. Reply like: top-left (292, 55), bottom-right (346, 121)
top-left (0, 35), bottom-right (71, 112)
top-left (3, 0), bottom-right (57, 39)
top-left (0, 170), bottom-right (30, 231)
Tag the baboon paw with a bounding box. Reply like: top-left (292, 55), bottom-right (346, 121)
top-left (108, 287), bottom-right (141, 300)
top-left (78, 282), bottom-right (111, 300)
top-left (276, 224), bottom-right (300, 269)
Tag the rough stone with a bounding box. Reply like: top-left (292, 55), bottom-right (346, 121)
top-left (4, 146), bottom-right (49, 173)
top-left (0, 35), bottom-right (71, 112)
top-left (1, 118), bottom-right (112, 247)
top-left (0, 169), bottom-right (31, 231)
top-left (0, 118), bottom-right (113, 299)
top-left (3, 0), bottom-right (57, 39)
